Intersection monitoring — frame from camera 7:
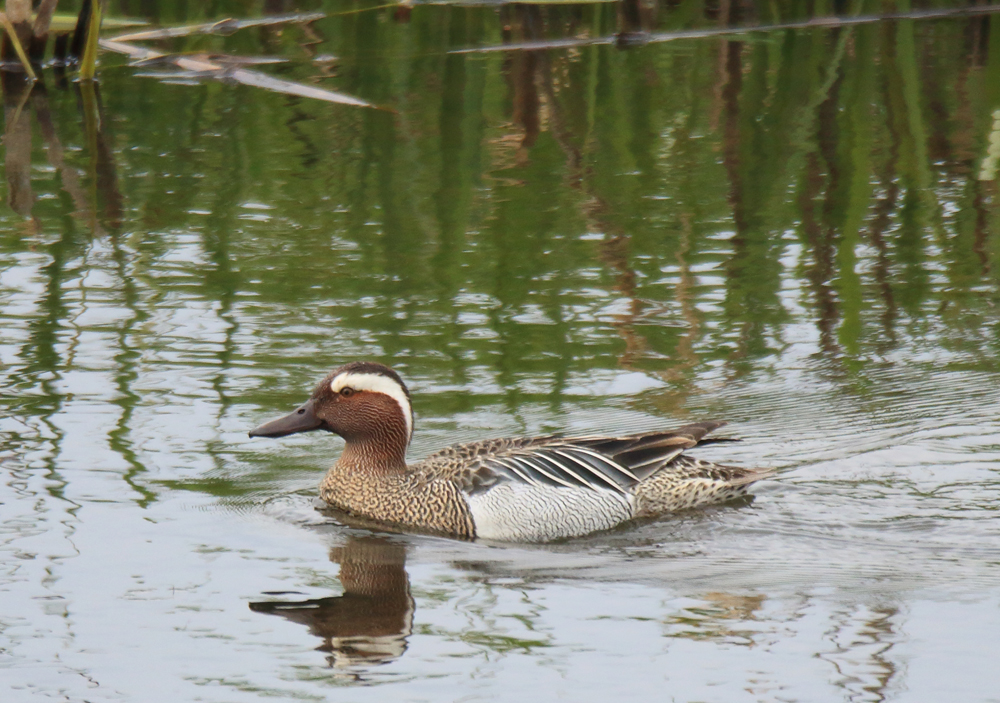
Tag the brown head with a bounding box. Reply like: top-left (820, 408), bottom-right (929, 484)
top-left (249, 361), bottom-right (414, 468)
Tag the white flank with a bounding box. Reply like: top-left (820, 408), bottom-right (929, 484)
top-left (465, 483), bottom-right (632, 542)
top-left (330, 372), bottom-right (413, 443)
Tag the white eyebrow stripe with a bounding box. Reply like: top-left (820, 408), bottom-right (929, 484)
top-left (330, 372), bottom-right (413, 444)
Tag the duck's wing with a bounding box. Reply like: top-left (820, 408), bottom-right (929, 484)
top-left (564, 421), bottom-right (728, 479)
top-left (475, 443), bottom-right (643, 495)
top-left (415, 421), bottom-right (728, 495)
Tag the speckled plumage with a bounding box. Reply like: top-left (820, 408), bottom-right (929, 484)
top-left (319, 465), bottom-right (475, 538)
top-left (250, 362), bottom-right (774, 542)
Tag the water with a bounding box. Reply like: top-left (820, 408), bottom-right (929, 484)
top-left (2, 1), bottom-right (1000, 700)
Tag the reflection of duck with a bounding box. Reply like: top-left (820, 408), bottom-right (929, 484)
top-left (250, 362), bottom-right (773, 542)
top-left (249, 537), bottom-right (412, 668)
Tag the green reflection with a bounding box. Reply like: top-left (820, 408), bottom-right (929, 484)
top-left (1, 1), bottom-right (999, 505)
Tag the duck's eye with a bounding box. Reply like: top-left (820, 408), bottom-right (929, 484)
top-left (339, 387), bottom-right (355, 398)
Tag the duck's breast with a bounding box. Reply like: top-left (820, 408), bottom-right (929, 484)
top-left (464, 482), bottom-right (632, 542)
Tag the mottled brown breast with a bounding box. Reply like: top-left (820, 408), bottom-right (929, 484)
top-left (320, 465), bottom-right (476, 539)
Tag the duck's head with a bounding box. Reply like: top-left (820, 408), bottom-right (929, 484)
top-left (249, 361), bottom-right (413, 450)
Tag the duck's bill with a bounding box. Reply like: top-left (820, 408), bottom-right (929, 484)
top-left (249, 398), bottom-right (324, 438)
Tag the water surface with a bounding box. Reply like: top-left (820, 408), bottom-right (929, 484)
top-left (2, 1), bottom-right (1000, 700)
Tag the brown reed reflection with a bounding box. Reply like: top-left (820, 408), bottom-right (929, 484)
top-left (250, 537), bottom-right (413, 670)
top-left (501, 5), bottom-right (544, 157)
top-left (663, 591), bottom-right (766, 644)
top-left (3, 75), bottom-right (33, 220)
top-left (1, 75), bottom-right (122, 235)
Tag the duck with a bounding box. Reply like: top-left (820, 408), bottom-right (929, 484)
top-left (249, 361), bottom-right (774, 542)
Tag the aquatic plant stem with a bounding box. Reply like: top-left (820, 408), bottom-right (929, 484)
top-left (79, 0), bottom-right (102, 80)
top-left (0, 11), bottom-right (37, 80)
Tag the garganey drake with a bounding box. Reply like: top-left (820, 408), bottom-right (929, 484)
top-left (250, 361), bottom-right (773, 542)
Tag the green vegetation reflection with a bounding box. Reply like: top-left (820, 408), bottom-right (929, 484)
top-left (1, 0), bottom-right (999, 502)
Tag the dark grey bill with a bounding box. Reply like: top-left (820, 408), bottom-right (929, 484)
top-left (249, 398), bottom-right (324, 438)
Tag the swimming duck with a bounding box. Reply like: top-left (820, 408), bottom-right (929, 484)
top-left (249, 361), bottom-right (773, 542)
